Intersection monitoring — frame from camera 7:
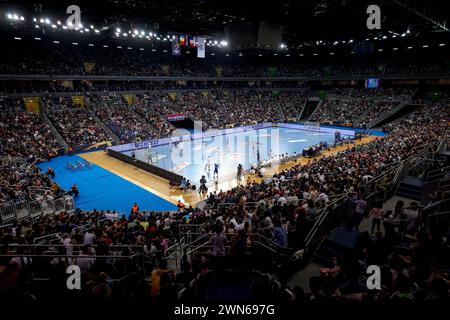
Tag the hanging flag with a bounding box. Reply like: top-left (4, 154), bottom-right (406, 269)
top-left (189, 36), bottom-right (195, 48)
top-left (197, 37), bottom-right (205, 58)
top-left (179, 35), bottom-right (186, 46)
top-left (172, 41), bottom-right (181, 56)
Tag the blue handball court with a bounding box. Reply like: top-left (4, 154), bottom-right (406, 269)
top-left (38, 155), bottom-right (177, 214)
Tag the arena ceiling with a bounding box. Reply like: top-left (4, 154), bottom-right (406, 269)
top-left (1, 0), bottom-right (448, 45)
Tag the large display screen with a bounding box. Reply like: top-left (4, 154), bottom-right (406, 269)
top-left (365, 78), bottom-right (380, 88)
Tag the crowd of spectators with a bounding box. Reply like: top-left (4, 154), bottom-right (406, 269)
top-left (311, 87), bottom-right (415, 126)
top-left (43, 95), bottom-right (112, 147)
top-left (90, 93), bottom-right (160, 142)
top-left (0, 98), bottom-right (60, 160)
top-left (1, 39), bottom-right (449, 78)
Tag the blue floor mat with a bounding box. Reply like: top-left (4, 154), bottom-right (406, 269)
top-left (38, 155), bottom-right (177, 214)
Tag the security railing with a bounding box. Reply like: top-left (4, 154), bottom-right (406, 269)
top-left (0, 196), bottom-right (75, 226)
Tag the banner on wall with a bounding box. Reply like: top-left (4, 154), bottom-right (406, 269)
top-left (72, 95), bottom-right (85, 107)
top-left (197, 37), bottom-right (205, 58)
top-left (168, 92), bottom-right (177, 101)
top-left (167, 114), bottom-right (186, 121)
top-left (172, 41), bottom-right (181, 56)
top-left (161, 65), bottom-right (170, 76)
top-left (122, 94), bottom-right (134, 106)
top-left (83, 62), bottom-right (95, 74)
top-left (23, 97), bottom-right (40, 113)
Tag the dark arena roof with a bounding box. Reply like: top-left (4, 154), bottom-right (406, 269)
top-left (0, 0), bottom-right (449, 314)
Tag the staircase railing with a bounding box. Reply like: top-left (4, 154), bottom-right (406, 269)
top-left (0, 196), bottom-right (75, 226)
top-left (296, 92), bottom-right (309, 121)
top-left (302, 194), bottom-right (350, 262)
top-left (307, 97), bottom-right (323, 121)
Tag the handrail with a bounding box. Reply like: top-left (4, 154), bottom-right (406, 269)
top-left (304, 194), bottom-right (347, 249)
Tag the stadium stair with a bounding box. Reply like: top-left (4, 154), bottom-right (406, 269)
top-left (39, 100), bottom-right (69, 151)
top-left (395, 176), bottom-right (424, 201)
top-left (313, 227), bottom-right (359, 268)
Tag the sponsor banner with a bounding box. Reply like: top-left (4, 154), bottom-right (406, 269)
top-left (108, 122), bottom-right (354, 154)
top-left (167, 113), bottom-right (186, 121)
top-left (197, 37), bottom-right (205, 58)
top-left (278, 123), bottom-right (355, 136)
